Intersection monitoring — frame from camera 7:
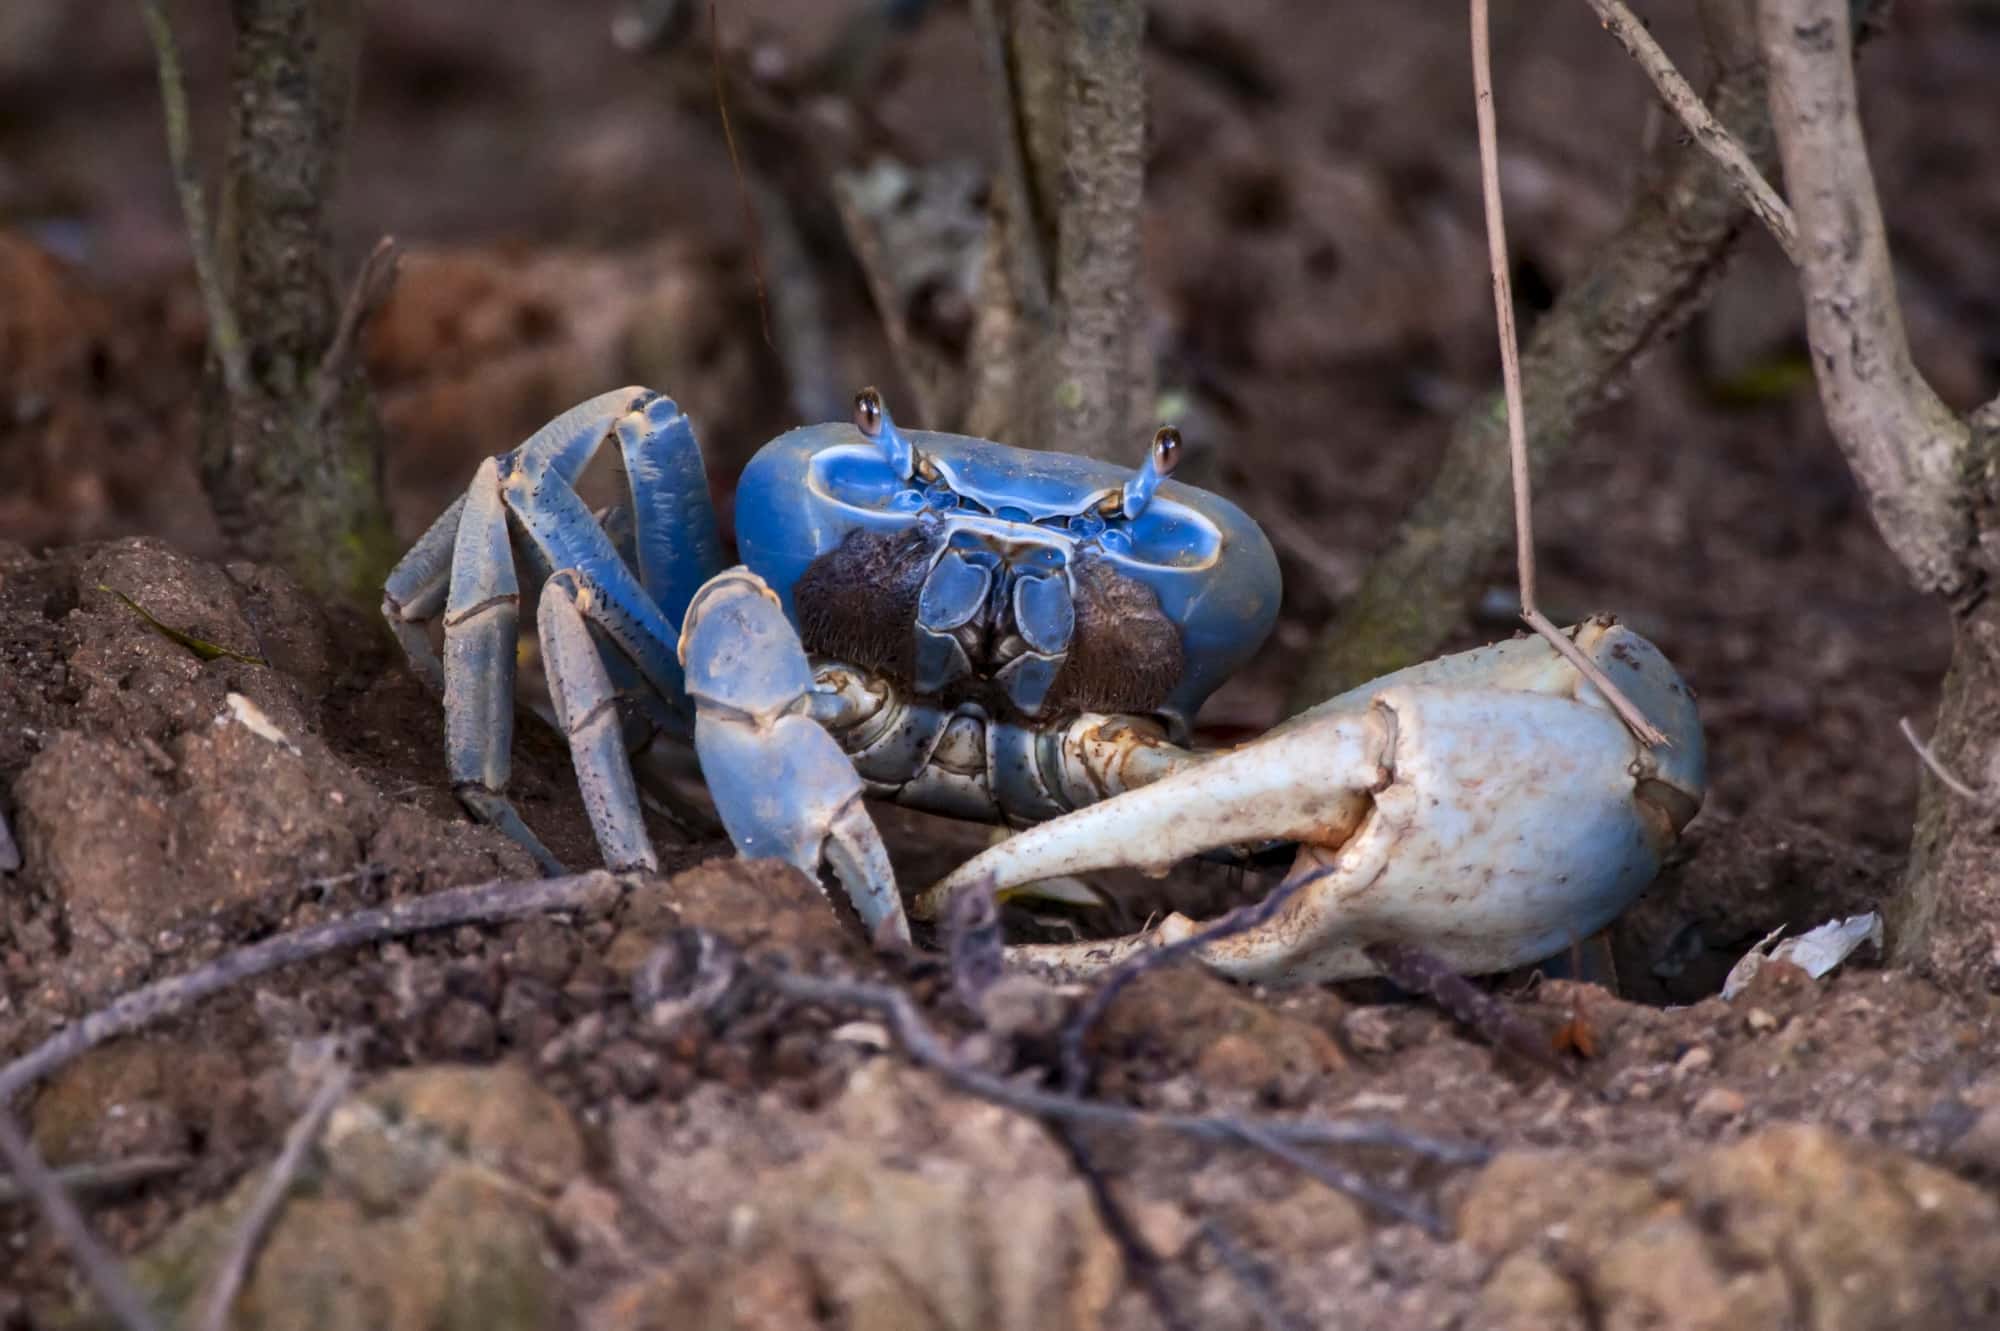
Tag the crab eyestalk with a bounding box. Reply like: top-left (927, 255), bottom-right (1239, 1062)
top-left (853, 386), bottom-right (915, 482)
top-left (1119, 426), bottom-right (1182, 519)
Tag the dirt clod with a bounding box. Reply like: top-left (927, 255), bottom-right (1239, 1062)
top-left (1461, 1126), bottom-right (2000, 1331)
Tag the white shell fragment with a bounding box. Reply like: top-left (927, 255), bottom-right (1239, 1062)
top-left (829, 1021), bottom-right (892, 1050)
top-left (218, 691), bottom-right (301, 754)
top-left (1721, 912), bottom-right (1884, 1000)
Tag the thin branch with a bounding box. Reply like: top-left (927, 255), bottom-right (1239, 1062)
top-left (1220, 1118), bottom-right (1445, 1238)
top-left (195, 1060), bottom-right (353, 1331)
top-left (1059, 861), bottom-right (1327, 1094)
top-left (1044, 0), bottom-right (1148, 459)
top-left (1524, 609), bottom-right (1668, 745)
top-left (136, 0), bottom-right (250, 399)
top-left (0, 870), bottom-right (623, 1108)
top-left (708, 0), bottom-right (775, 354)
top-left (1758, 0), bottom-right (1974, 599)
top-left (1362, 940), bottom-right (1565, 1074)
top-left (968, 0), bottom-right (1052, 320)
top-left (1055, 1127), bottom-right (1192, 1331)
top-left (1471, 0), bottom-right (1534, 617)
top-left (1199, 1219), bottom-right (1307, 1331)
top-left (0, 872), bottom-right (622, 1326)
top-left (963, 0), bottom-right (1148, 458)
top-left (1289, 0), bottom-right (1774, 711)
top-left (942, 872), bottom-right (1007, 1013)
top-left (1581, 0), bottom-right (1801, 264)
top-left (765, 965), bottom-right (1486, 1160)
top-left (1472, 0), bottom-right (1669, 748)
top-left (0, 1153), bottom-right (190, 1207)
top-left (829, 172), bottom-right (952, 429)
top-left (1898, 716), bottom-right (1992, 805)
top-left (0, 1110), bottom-right (163, 1331)
top-left (311, 235), bottom-right (400, 426)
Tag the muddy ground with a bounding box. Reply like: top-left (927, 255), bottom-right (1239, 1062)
top-left (4, 0), bottom-right (2000, 1327)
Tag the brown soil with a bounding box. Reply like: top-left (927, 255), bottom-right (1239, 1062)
top-left (3, 1), bottom-right (1999, 1327)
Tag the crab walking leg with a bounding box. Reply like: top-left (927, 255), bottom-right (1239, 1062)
top-left (500, 447), bottom-right (691, 726)
top-left (511, 385), bottom-right (662, 480)
top-left (538, 572), bottom-right (658, 872)
top-left (435, 459), bottom-right (563, 874)
top-left (381, 386), bottom-right (659, 701)
top-left (380, 493), bottom-right (467, 695)
top-left (511, 387), bottom-right (727, 626)
top-left (682, 570), bottom-right (910, 945)
top-left (615, 394), bottom-right (726, 629)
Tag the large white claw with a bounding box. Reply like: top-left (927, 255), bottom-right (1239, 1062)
top-left (920, 620), bottom-right (1704, 983)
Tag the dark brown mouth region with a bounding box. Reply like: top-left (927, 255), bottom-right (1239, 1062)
top-left (794, 526), bottom-right (1184, 721)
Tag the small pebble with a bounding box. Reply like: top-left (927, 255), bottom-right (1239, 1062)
top-left (1689, 1087), bottom-right (1747, 1127)
top-left (428, 996), bottom-right (497, 1059)
top-left (1341, 1007), bottom-right (1398, 1056)
top-left (1673, 1046), bottom-right (1714, 1079)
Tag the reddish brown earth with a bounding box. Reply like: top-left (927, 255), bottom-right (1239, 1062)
top-left (3, 1), bottom-right (1999, 1327)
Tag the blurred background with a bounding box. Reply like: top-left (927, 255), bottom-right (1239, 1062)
top-left (2, 0), bottom-right (1997, 855)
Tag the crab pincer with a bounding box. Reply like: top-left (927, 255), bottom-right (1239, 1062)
top-left (917, 620), bottom-right (1703, 982)
top-left (679, 569), bottom-right (910, 946)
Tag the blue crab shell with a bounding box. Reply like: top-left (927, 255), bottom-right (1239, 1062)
top-left (732, 422), bottom-right (1283, 727)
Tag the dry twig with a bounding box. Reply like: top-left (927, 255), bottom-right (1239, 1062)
top-left (1471, 0), bottom-right (1668, 748)
top-left (1758, 0), bottom-right (1974, 600)
top-left (0, 871), bottom-right (622, 1107)
top-left (1220, 1118), bottom-right (1445, 1237)
top-left (1055, 1127), bottom-right (1192, 1331)
top-left (963, 0), bottom-right (1149, 458)
top-left (0, 1110), bottom-right (163, 1331)
top-left (1058, 861), bottom-right (1327, 1094)
top-left (0, 871), bottom-right (623, 1327)
top-left (1899, 716), bottom-right (1992, 806)
top-left (1290, 0), bottom-right (1773, 708)
top-left (968, 0), bottom-right (1052, 323)
top-left (0, 1153), bottom-right (189, 1207)
top-left (1581, 0), bottom-right (1800, 263)
top-left (1362, 941), bottom-right (1565, 1074)
top-left (135, 0), bottom-right (249, 399)
top-left (942, 873), bottom-right (1007, 1012)
top-left (758, 959), bottom-right (1488, 1227)
top-left (195, 1060), bottom-right (354, 1331)
top-left (828, 174), bottom-right (954, 428)
top-left (1200, 1219), bottom-right (1306, 1331)
top-left (311, 236), bottom-right (401, 426)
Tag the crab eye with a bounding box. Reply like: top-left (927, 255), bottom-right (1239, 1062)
top-left (1119, 424), bottom-right (1183, 520)
top-left (853, 387), bottom-right (884, 436)
top-left (853, 386), bottom-right (915, 481)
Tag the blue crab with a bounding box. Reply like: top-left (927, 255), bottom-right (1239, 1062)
top-left (383, 387), bottom-right (1705, 982)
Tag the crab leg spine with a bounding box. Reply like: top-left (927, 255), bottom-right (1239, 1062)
top-left (538, 573), bottom-right (658, 872)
